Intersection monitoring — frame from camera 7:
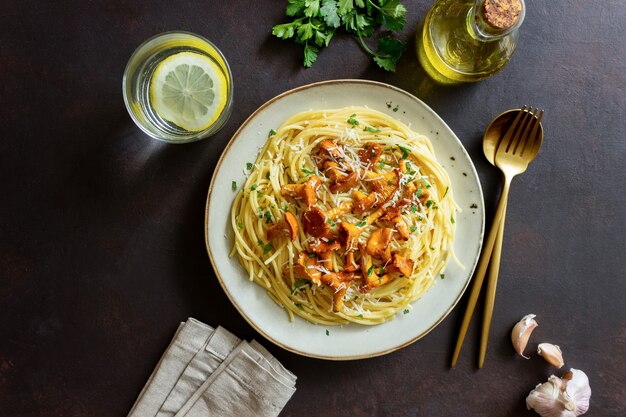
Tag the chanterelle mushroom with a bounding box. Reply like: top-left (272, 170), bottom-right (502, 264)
top-left (302, 207), bottom-right (331, 238)
top-left (358, 142), bottom-right (383, 166)
top-left (352, 189), bottom-right (377, 214)
top-left (266, 212), bottom-right (299, 241)
top-left (389, 254), bottom-right (414, 277)
top-left (286, 251), bottom-right (322, 285)
top-left (280, 175), bottom-right (322, 208)
top-left (366, 228), bottom-right (393, 262)
top-left (338, 222), bottom-right (360, 251)
top-left (315, 139), bottom-right (343, 161)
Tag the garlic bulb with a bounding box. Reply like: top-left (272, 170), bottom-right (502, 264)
top-left (526, 369), bottom-right (591, 417)
top-left (511, 314), bottom-right (538, 358)
top-left (538, 343), bottom-right (565, 368)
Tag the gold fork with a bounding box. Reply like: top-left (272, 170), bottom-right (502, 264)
top-left (451, 107), bottom-right (544, 368)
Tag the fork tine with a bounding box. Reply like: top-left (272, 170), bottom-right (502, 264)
top-left (523, 109), bottom-right (544, 157)
top-left (507, 108), bottom-right (533, 153)
top-left (497, 105), bottom-right (527, 155)
top-left (513, 107), bottom-right (539, 154)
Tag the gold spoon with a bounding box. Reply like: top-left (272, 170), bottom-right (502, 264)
top-left (451, 107), bottom-right (544, 368)
top-left (478, 108), bottom-right (544, 367)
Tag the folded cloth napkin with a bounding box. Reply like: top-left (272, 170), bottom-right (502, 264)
top-left (128, 318), bottom-right (296, 417)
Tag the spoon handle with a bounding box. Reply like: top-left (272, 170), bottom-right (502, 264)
top-left (451, 179), bottom-right (510, 367)
top-left (478, 199), bottom-right (507, 368)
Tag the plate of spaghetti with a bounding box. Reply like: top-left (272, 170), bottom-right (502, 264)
top-left (206, 80), bottom-right (484, 359)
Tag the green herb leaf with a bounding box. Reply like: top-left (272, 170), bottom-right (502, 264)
top-left (246, 162), bottom-right (253, 170)
top-left (286, 0), bottom-right (307, 16)
top-left (291, 280), bottom-right (311, 295)
top-left (326, 329), bottom-right (330, 336)
top-left (237, 221), bottom-right (243, 229)
top-left (328, 219), bottom-right (336, 227)
top-left (308, 253), bottom-right (316, 258)
top-left (295, 302), bottom-right (304, 310)
top-left (416, 187), bottom-right (422, 197)
top-left (364, 126), bottom-right (381, 133)
top-left (410, 225), bottom-right (417, 233)
top-left (357, 314), bottom-right (363, 318)
top-left (443, 186), bottom-right (449, 198)
top-left (272, 22), bottom-right (298, 39)
top-left (301, 166), bottom-right (315, 175)
top-left (231, 181), bottom-right (237, 190)
top-left (353, 296), bottom-right (358, 301)
top-left (337, 0), bottom-right (354, 15)
top-left (320, 0), bottom-right (341, 28)
top-left (304, 0), bottom-right (321, 17)
top-left (425, 200), bottom-right (434, 208)
top-left (403, 308), bottom-right (410, 315)
top-left (251, 184), bottom-right (258, 190)
top-left (397, 144), bottom-right (411, 159)
top-left (347, 113), bottom-right (359, 126)
top-left (303, 43), bottom-right (319, 67)
top-left (410, 204), bottom-right (417, 213)
top-left (356, 220), bottom-right (366, 227)
top-left (263, 243), bottom-right (273, 254)
top-left (440, 274), bottom-right (445, 280)
top-left (367, 265), bottom-right (374, 276)
top-left (264, 210), bottom-right (273, 224)
top-left (269, 129), bottom-right (277, 136)
top-left (451, 215), bottom-right (455, 224)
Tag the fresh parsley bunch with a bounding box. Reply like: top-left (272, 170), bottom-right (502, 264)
top-left (272, 0), bottom-right (408, 71)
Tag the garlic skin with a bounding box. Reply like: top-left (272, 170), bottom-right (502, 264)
top-left (526, 369), bottom-right (591, 417)
top-left (511, 314), bottom-right (538, 358)
top-left (538, 343), bottom-right (565, 368)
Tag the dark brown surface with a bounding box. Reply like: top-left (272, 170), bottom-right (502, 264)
top-left (1, 1), bottom-right (625, 416)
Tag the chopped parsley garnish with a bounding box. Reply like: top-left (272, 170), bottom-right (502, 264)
top-left (326, 329), bottom-right (330, 336)
top-left (410, 225), bottom-right (417, 233)
top-left (393, 106), bottom-right (399, 112)
top-left (356, 220), bottom-right (367, 227)
top-left (357, 314), bottom-right (363, 318)
top-left (237, 221), bottom-right (243, 229)
top-left (328, 219), bottom-right (336, 227)
top-left (265, 172), bottom-right (271, 180)
top-left (308, 253), bottom-right (316, 258)
top-left (397, 145), bottom-right (411, 159)
top-left (291, 279), bottom-right (312, 295)
top-left (379, 160), bottom-right (386, 169)
top-left (451, 215), bottom-right (455, 224)
top-left (378, 267), bottom-right (386, 275)
top-left (347, 114), bottom-right (359, 126)
top-left (353, 296), bottom-right (358, 301)
top-left (295, 303), bottom-right (304, 310)
top-left (364, 126), bottom-right (381, 133)
top-left (283, 205), bottom-right (289, 212)
top-left (269, 129), bottom-right (277, 136)
top-left (410, 204), bottom-right (418, 213)
top-left (367, 265), bottom-right (375, 277)
top-left (378, 276), bottom-right (382, 284)
top-left (258, 191), bottom-right (265, 198)
top-left (246, 162), bottom-right (253, 170)
top-left (416, 187), bottom-right (422, 197)
top-left (425, 200), bottom-right (435, 208)
top-left (251, 184), bottom-right (258, 190)
top-left (231, 180), bottom-right (237, 190)
top-left (403, 309), bottom-right (410, 314)
top-left (440, 274), bottom-right (445, 280)
top-left (264, 210), bottom-right (273, 224)
top-left (443, 186), bottom-right (449, 198)
top-left (257, 239), bottom-right (264, 246)
top-left (301, 166), bottom-right (315, 175)
top-left (263, 243), bottom-right (273, 254)
top-left (420, 178), bottom-right (432, 189)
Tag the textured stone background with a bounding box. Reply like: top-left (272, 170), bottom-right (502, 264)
top-left (1, 0), bottom-right (624, 416)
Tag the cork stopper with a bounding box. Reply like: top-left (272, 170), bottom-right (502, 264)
top-left (482, 0), bottom-right (522, 30)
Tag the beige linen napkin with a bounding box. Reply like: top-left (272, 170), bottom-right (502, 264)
top-left (128, 318), bottom-right (296, 417)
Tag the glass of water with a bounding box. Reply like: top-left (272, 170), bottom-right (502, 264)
top-left (123, 31), bottom-right (233, 143)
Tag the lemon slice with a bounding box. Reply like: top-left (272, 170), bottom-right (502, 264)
top-left (150, 52), bottom-right (227, 132)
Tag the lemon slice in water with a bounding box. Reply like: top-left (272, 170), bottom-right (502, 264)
top-left (150, 52), bottom-right (227, 132)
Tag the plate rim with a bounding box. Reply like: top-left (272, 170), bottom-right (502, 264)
top-left (205, 79), bottom-right (484, 360)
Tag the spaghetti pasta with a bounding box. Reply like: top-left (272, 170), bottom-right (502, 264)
top-left (230, 107), bottom-right (459, 325)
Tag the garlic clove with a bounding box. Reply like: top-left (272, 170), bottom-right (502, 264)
top-left (526, 368), bottom-right (591, 417)
top-left (538, 343), bottom-right (565, 368)
top-left (511, 314), bottom-right (538, 358)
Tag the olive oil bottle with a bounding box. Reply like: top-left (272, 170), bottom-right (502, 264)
top-left (417, 0), bottom-right (525, 84)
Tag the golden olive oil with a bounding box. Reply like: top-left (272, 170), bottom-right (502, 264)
top-left (417, 0), bottom-right (524, 84)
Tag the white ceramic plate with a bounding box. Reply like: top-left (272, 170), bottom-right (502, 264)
top-left (205, 80), bottom-right (484, 360)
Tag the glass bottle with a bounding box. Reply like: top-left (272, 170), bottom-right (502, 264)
top-left (417, 0), bottom-right (525, 84)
